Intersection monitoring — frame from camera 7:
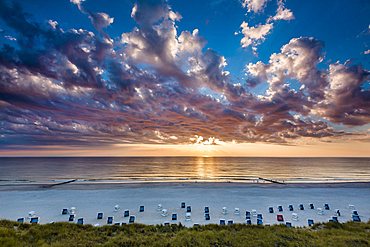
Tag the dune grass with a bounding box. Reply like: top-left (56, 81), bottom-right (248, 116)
top-left (0, 220), bottom-right (369, 246)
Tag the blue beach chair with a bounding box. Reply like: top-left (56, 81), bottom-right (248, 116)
top-left (17, 218), bottom-right (24, 223)
top-left (269, 207), bottom-right (274, 213)
top-left (308, 219), bottom-right (314, 226)
top-left (62, 208), bottom-right (69, 215)
top-left (139, 206), bottom-right (144, 212)
top-left (324, 204), bottom-right (330, 210)
top-left (124, 210), bottom-right (129, 217)
top-left (286, 222), bottom-right (292, 227)
top-left (278, 205), bottom-right (283, 212)
top-left (187, 206), bottom-right (191, 212)
top-left (97, 212), bottom-right (103, 219)
top-left (288, 205), bottom-right (294, 211)
top-left (246, 219), bottom-right (251, 225)
top-left (257, 219), bottom-right (263, 225)
top-left (107, 216), bottom-right (113, 224)
top-left (205, 213), bottom-right (210, 220)
top-left (181, 202), bottom-right (185, 208)
top-left (129, 215), bottom-right (135, 223)
top-left (77, 218), bottom-right (83, 224)
top-left (220, 219), bottom-right (226, 225)
top-left (30, 217), bottom-right (39, 224)
top-left (69, 214), bottom-right (75, 222)
top-left (172, 213), bottom-right (177, 220)
top-left (299, 204), bottom-right (304, 210)
top-left (228, 220), bottom-right (233, 226)
top-left (205, 206), bottom-right (209, 213)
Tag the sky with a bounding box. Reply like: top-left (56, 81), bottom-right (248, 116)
top-left (0, 0), bottom-right (369, 157)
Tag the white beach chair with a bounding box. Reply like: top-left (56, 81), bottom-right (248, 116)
top-left (28, 211), bottom-right (35, 219)
top-left (70, 207), bottom-right (76, 214)
top-left (252, 209), bottom-right (257, 217)
top-left (292, 213), bottom-right (298, 221)
top-left (222, 207), bottom-right (228, 215)
top-left (317, 208), bottom-right (323, 215)
top-left (235, 208), bottom-right (240, 215)
top-left (157, 204), bottom-right (162, 211)
top-left (114, 205), bottom-right (120, 212)
top-left (334, 209), bottom-right (341, 216)
top-left (185, 212), bottom-right (191, 221)
top-left (162, 209), bottom-right (168, 217)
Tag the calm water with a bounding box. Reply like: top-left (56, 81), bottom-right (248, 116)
top-left (0, 157), bottom-right (369, 183)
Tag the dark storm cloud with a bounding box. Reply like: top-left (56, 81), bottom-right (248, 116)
top-left (0, 0), bottom-right (369, 149)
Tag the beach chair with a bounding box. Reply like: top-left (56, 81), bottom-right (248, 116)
top-left (205, 206), bottom-right (210, 213)
top-left (139, 206), bottom-right (145, 212)
top-left (308, 219), bottom-right (314, 226)
top-left (220, 219), bottom-right (226, 225)
top-left (114, 223), bottom-right (120, 226)
top-left (114, 205), bottom-right (120, 212)
top-left (228, 220), bottom-right (233, 226)
top-left (172, 213), bottom-right (177, 220)
top-left (324, 204), bottom-right (330, 210)
top-left (181, 202), bottom-right (185, 208)
top-left (222, 207), bottom-right (227, 215)
top-left (246, 219), bottom-right (251, 225)
top-left (107, 216), bottom-right (113, 224)
top-left (352, 210), bottom-right (358, 216)
top-left (334, 209), bottom-right (341, 216)
top-left (257, 219), bottom-right (263, 225)
top-left (257, 214), bottom-right (263, 220)
top-left (278, 205), bottom-right (283, 212)
top-left (187, 206), bottom-right (191, 212)
top-left (124, 210), bottom-right (129, 217)
top-left (352, 215), bottom-right (361, 222)
top-left (164, 222), bottom-right (170, 226)
top-left (277, 214), bottom-right (284, 222)
top-left (245, 211), bottom-right (251, 217)
top-left (288, 205), bottom-right (294, 211)
top-left (17, 218), bottom-right (24, 223)
top-left (292, 213), bottom-right (298, 221)
top-left (245, 216), bottom-right (251, 220)
top-left (62, 208), bottom-right (69, 215)
top-left (205, 213), bottom-right (210, 220)
top-left (70, 207), bottom-right (76, 214)
top-left (185, 212), bottom-right (191, 221)
top-left (349, 204), bottom-right (355, 210)
top-left (309, 203), bottom-right (314, 209)
top-left (77, 218), bottom-right (83, 224)
top-left (269, 207), bottom-right (274, 213)
top-left (317, 208), bottom-right (323, 215)
top-left (299, 204), bottom-right (304, 210)
top-left (194, 223), bottom-right (199, 226)
top-left (286, 222), bottom-right (292, 227)
top-left (162, 209), bottom-right (168, 217)
top-left (235, 208), bottom-right (240, 215)
top-left (30, 217), bottom-right (39, 224)
top-left (69, 214), bottom-right (75, 222)
top-left (252, 209), bottom-right (257, 217)
top-left (157, 204), bottom-right (162, 211)
top-left (129, 215), bottom-right (135, 223)
top-left (28, 211), bottom-right (36, 218)
top-left (332, 216), bottom-right (338, 222)
top-left (97, 212), bottom-right (103, 219)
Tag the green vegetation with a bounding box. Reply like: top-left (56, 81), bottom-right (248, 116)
top-left (0, 220), bottom-right (369, 246)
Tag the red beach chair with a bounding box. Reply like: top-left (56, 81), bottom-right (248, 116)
top-left (277, 214), bottom-right (284, 222)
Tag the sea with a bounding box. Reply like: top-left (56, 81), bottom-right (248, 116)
top-left (0, 157), bottom-right (369, 184)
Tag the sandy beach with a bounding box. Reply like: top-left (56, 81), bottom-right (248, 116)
top-left (0, 181), bottom-right (369, 227)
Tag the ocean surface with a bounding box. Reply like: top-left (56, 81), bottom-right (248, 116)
top-left (0, 157), bottom-right (369, 184)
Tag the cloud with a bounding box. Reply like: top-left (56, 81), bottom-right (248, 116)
top-left (268, 0), bottom-right (294, 21)
top-left (240, 0), bottom-right (270, 13)
top-left (239, 21), bottom-right (274, 49)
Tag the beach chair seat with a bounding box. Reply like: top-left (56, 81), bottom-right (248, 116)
top-left (107, 216), bottom-right (113, 224)
top-left (124, 210), bottom-right (130, 217)
top-left (324, 204), bottom-right (330, 210)
top-left (220, 219), bottom-right (225, 225)
top-left (17, 218), bottom-right (24, 223)
top-left (164, 222), bottom-right (170, 226)
top-left (317, 208), bottom-right (323, 215)
top-left (30, 217), bottom-right (39, 224)
top-left (161, 209), bottom-right (168, 217)
top-left (228, 220), bottom-right (233, 225)
top-left (69, 214), bottom-right (75, 222)
top-left (288, 205), bottom-right (294, 211)
top-left (114, 205), bottom-right (120, 212)
top-left (129, 215), bottom-right (135, 223)
top-left (70, 207), bottom-right (76, 214)
top-left (205, 213), bottom-right (210, 220)
top-left (185, 212), bottom-right (191, 221)
top-left (222, 207), bottom-right (227, 215)
top-left (246, 219), bottom-right (251, 225)
top-left (97, 212), bottom-right (103, 219)
top-left (235, 208), bottom-right (240, 215)
top-left (352, 215), bottom-right (361, 222)
top-left (269, 207), bottom-right (274, 213)
top-left (28, 211), bottom-right (35, 219)
top-left (257, 214), bottom-right (263, 220)
top-left (278, 205), bottom-right (283, 212)
top-left (277, 214), bottom-right (284, 222)
top-left (62, 208), bottom-right (69, 215)
top-left (139, 206), bottom-right (145, 212)
top-left (309, 203), bottom-right (314, 209)
top-left (205, 206), bottom-right (210, 213)
top-left (181, 202), bottom-right (185, 208)
top-left (286, 222), bottom-right (292, 227)
top-left (157, 204), bottom-right (162, 211)
top-left (299, 204), bottom-right (304, 210)
top-left (77, 218), bottom-right (83, 224)
top-left (292, 213), bottom-right (298, 221)
top-left (308, 219), bottom-right (314, 226)
top-left (172, 213), bottom-right (177, 220)
top-left (187, 206), bottom-right (191, 212)
top-left (335, 209), bottom-right (340, 216)
top-left (252, 209), bottom-right (257, 217)
top-left (332, 216), bottom-right (338, 222)
top-left (257, 219), bottom-right (263, 225)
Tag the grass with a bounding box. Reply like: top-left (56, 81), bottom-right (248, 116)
top-left (0, 220), bottom-right (369, 246)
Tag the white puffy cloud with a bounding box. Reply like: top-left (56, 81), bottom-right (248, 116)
top-left (240, 0), bottom-right (270, 13)
top-left (268, 0), bottom-right (294, 21)
top-left (239, 21), bottom-right (274, 49)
